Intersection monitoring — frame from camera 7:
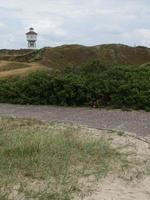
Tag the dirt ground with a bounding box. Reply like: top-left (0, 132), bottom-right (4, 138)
top-left (84, 176), bottom-right (150, 200)
top-left (83, 128), bottom-right (150, 200)
top-left (0, 104), bottom-right (149, 136)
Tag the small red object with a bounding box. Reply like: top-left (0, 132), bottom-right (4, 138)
top-left (92, 102), bottom-right (96, 108)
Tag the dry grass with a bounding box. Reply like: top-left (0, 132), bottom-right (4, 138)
top-left (0, 62), bottom-right (47, 77)
top-left (39, 44), bottom-right (150, 68)
top-left (0, 44), bottom-right (150, 72)
top-left (0, 61), bottom-right (30, 72)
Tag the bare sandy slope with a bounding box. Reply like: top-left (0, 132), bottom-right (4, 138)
top-left (82, 128), bottom-right (150, 200)
top-left (84, 176), bottom-right (150, 200)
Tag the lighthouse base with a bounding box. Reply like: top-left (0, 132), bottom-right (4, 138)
top-left (28, 41), bottom-right (36, 49)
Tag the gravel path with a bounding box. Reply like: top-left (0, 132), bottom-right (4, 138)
top-left (0, 104), bottom-right (149, 136)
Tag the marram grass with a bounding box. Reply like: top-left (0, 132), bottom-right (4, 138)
top-left (0, 117), bottom-right (128, 199)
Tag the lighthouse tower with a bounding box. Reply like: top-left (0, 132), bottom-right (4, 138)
top-left (26, 28), bottom-right (37, 49)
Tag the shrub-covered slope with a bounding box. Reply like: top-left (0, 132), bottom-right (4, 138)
top-left (40, 44), bottom-right (150, 68)
top-left (0, 44), bottom-right (149, 110)
top-left (0, 44), bottom-right (150, 69)
top-left (0, 61), bottom-right (149, 110)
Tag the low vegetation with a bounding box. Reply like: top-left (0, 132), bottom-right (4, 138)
top-left (0, 117), bottom-right (149, 199)
top-left (1, 44), bottom-right (150, 67)
top-left (0, 118), bottom-right (124, 199)
top-left (0, 61), bottom-right (47, 77)
top-left (0, 61), bottom-right (30, 72)
top-left (0, 60), bottom-right (149, 110)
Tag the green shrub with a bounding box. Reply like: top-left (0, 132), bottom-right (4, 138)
top-left (0, 60), bottom-right (149, 110)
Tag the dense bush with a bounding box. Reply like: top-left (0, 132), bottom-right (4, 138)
top-left (0, 61), bottom-right (150, 110)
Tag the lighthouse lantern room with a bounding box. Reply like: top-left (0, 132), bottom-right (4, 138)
top-left (26, 28), bottom-right (37, 49)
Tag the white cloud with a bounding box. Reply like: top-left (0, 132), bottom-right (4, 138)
top-left (120, 28), bottom-right (150, 46)
top-left (24, 18), bottom-right (66, 36)
top-left (136, 29), bottom-right (150, 40)
top-left (0, 22), bottom-right (5, 27)
top-left (0, 0), bottom-right (150, 48)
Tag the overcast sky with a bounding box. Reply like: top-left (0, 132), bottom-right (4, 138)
top-left (0, 0), bottom-right (150, 49)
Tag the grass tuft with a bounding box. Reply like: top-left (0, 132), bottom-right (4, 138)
top-left (0, 117), bottom-right (145, 199)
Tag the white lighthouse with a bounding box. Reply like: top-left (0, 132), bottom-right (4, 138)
top-left (26, 28), bottom-right (37, 49)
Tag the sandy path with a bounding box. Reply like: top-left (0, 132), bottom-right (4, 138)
top-left (0, 104), bottom-right (149, 136)
top-left (0, 62), bottom-right (46, 77)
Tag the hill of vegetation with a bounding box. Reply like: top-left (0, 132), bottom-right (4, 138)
top-left (39, 44), bottom-right (150, 68)
top-left (0, 44), bottom-right (150, 70)
top-left (0, 60), bottom-right (149, 111)
top-left (0, 44), bottom-right (149, 110)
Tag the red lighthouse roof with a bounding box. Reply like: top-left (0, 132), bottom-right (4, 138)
top-left (26, 27), bottom-right (37, 35)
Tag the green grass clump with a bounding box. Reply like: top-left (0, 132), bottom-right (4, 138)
top-left (0, 118), bottom-right (120, 180)
top-left (0, 118), bottom-right (129, 199)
